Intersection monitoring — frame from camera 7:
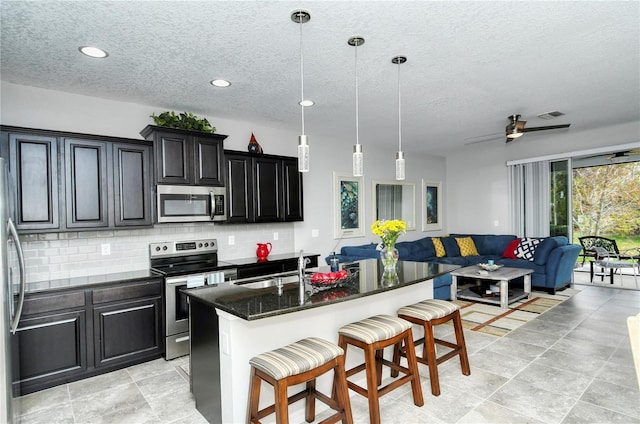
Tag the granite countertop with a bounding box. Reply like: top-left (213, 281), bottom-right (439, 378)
top-left (184, 259), bottom-right (459, 321)
top-left (23, 269), bottom-right (162, 293)
top-left (219, 252), bottom-right (320, 267)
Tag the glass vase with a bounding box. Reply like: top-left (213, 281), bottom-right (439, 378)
top-left (380, 245), bottom-right (399, 272)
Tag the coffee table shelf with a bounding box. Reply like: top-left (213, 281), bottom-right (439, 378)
top-left (450, 266), bottom-right (534, 309)
top-left (457, 287), bottom-right (529, 307)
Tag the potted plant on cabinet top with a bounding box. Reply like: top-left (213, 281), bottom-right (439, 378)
top-left (150, 111), bottom-right (216, 133)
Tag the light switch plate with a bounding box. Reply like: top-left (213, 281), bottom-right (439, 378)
top-left (228, 235), bottom-right (235, 245)
top-left (273, 232), bottom-right (279, 240)
top-left (311, 229), bottom-right (319, 237)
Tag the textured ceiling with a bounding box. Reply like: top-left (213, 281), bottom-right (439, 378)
top-left (1, 1), bottom-right (639, 155)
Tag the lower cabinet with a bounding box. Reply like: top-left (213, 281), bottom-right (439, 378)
top-left (12, 277), bottom-right (163, 396)
top-left (93, 297), bottom-right (162, 368)
top-left (11, 309), bottom-right (87, 396)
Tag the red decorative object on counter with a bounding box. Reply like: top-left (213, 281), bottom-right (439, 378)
top-left (256, 242), bottom-right (272, 261)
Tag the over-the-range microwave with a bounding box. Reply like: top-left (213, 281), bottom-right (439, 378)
top-left (157, 185), bottom-right (227, 223)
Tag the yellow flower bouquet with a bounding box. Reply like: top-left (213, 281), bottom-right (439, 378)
top-left (372, 219), bottom-right (406, 274)
top-left (371, 219), bottom-right (407, 250)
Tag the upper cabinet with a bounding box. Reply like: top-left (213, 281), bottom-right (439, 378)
top-left (224, 150), bottom-right (304, 223)
top-left (4, 132), bottom-right (60, 231)
top-left (140, 125), bottom-right (227, 186)
top-left (0, 126), bottom-right (153, 233)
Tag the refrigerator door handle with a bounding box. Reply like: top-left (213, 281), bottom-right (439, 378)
top-left (8, 218), bottom-right (25, 334)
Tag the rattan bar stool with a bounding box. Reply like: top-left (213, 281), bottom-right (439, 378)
top-left (395, 299), bottom-right (470, 396)
top-left (337, 315), bottom-right (423, 424)
top-left (247, 337), bottom-right (353, 424)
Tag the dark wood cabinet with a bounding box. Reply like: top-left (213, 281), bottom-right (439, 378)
top-left (11, 277), bottom-right (164, 396)
top-left (64, 138), bottom-right (109, 229)
top-left (6, 132), bottom-right (59, 231)
top-left (282, 158), bottom-right (304, 221)
top-left (224, 151), bottom-right (304, 223)
top-left (92, 280), bottom-right (162, 368)
top-left (254, 156), bottom-right (281, 222)
top-left (112, 142), bottom-right (153, 227)
top-left (140, 125), bottom-right (227, 186)
top-left (0, 126), bottom-right (154, 232)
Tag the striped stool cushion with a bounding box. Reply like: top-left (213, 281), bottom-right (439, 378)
top-left (249, 337), bottom-right (344, 380)
top-left (338, 315), bottom-right (411, 344)
top-left (397, 299), bottom-right (459, 321)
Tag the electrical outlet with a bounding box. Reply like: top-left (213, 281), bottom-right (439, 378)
top-left (273, 232), bottom-right (279, 240)
top-left (101, 244), bottom-right (111, 256)
top-left (228, 235), bottom-right (235, 245)
top-left (311, 229), bottom-right (319, 237)
top-left (221, 332), bottom-right (230, 355)
top-left (494, 220), bottom-right (500, 227)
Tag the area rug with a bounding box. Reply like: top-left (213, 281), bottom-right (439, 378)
top-left (451, 287), bottom-right (579, 337)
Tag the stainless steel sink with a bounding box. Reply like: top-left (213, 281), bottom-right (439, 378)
top-left (233, 272), bottom-right (310, 289)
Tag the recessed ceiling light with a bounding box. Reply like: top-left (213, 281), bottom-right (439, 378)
top-left (78, 46), bottom-right (108, 58)
top-left (299, 100), bottom-right (314, 107)
top-left (210, 79), bottom-right (231, 87)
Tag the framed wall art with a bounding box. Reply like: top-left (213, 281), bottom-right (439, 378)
top-left (422, 179), bottom-right (442, 231)
top-left (333, 172), bottom-right (364, 238)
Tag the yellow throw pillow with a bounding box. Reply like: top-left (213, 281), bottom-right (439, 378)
top-left (456, 237), bottom-right (479, 257)
top-left (432, 237), bottom-right (446, 257)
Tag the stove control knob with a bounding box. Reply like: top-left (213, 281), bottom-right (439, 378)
top-left (162, 245), bottom-right (168, 251)
top-left (198, 243), bottom-right (203, 248)
top-left (155, 246), bottom-right (161, 252)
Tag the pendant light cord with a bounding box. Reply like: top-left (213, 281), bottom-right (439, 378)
top-left (355, 42), bottom-right (360, 146)
top-left (397, 61), bottom-right (402, 152)
top-left (299, 14), bottom-right (305, 135)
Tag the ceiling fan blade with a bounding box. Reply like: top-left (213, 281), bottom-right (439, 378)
top-left (515, 120), bottom-right (527, 131)
top-left (464, 134), bottom-right (504, 145)
top-left (521, 123), bottom-right (571, 133)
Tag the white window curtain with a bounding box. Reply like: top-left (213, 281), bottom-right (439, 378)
top-left (508, 161), bottom-right (550, 237)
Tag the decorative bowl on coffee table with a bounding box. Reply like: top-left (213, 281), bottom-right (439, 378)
top-left (478, 263), bottom-right (503, 272)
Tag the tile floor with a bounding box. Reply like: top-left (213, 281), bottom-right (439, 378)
top-left (13, 274), bottom-right (640, 424)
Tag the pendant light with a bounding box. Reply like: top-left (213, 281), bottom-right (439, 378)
top-left (392, 56), bottom-right (407, 180)
top-left (349, 36), bottom-right (365, 177)
top-left (291, 10), bottom-right (311, 172)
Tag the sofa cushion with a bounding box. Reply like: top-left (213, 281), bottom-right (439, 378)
top-left (455, 237), bottom-right (479, 256)
top-left (477, 235), bottom-right (518, 256)
top-left (341, 243), bottom-right (378, 259)
top-left (441, 236), bottom-right (461, 257)
top-left (414, 237), bottom-right (436, 259)
top-left (502, 238), bottom-right (521, 259)
top-left (432, 237), bottom-right (446, 257)
top-left (515, 237), bottom-right (541, 261)
top-left (533, 237), bottom-right (559, 265)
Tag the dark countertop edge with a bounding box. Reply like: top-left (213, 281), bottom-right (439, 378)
top-left (186, 262), bottom-right (459, 321)
top-left (23, 270), bottom-right (163, 294)
top-left (219, 253), bottom-right (320, 267)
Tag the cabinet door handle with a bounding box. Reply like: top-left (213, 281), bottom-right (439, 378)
top-left (175, 335), bottom-right (190, 343)
top-left (17, 317), bottom-right (78, 332)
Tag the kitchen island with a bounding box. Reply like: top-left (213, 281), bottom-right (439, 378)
top-left (185, 259), bottom-right (459, 424)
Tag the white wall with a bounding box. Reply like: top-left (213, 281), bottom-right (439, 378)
top-left (1, 82), bottom-right (446, 280)
top-left (445, 120), bottom-right (640, 235)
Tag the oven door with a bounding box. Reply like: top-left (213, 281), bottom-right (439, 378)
top-left (157, 185), bottom-right (227, 223)
top-left (165, 278), bottom-right (191, 337)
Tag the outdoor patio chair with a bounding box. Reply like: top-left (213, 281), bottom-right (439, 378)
top-left (578, 236), bottom-right (619, 266)
top-left (592, 246), bottom-right (639, 287)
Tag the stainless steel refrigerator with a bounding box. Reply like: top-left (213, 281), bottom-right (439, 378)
top-left (0, 157), bottom-right (26, 423)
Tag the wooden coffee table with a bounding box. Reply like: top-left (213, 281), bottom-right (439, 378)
top-left (450, 266), bottom-right (534, 309)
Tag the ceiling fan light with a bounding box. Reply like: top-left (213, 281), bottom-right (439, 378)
top-left (506, 131), bottom-right (523, 139)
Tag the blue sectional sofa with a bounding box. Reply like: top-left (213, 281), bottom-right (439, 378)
top-left (327, 234), bottom-right (582, 300)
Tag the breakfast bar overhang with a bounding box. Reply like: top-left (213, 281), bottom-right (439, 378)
top-left (184, 259), bottom-right (459, 424)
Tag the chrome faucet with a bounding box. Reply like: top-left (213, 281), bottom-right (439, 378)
top-left (298, 250), bottom-right (310, 305)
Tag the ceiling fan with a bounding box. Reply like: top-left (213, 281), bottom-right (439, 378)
top-left (505, 114), bottom-right (571, 142)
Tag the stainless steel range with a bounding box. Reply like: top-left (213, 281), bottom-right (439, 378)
top-left (150, 239), bottom-right (237, 360)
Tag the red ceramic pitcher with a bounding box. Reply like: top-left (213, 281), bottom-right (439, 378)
top-left (256, 242), bottom-right (272, 261)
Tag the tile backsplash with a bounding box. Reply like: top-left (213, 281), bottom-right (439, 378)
top-left (18, 223), bottom-right (295, 282)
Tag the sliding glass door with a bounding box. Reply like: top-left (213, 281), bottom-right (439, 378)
top-left (550, 159), bottom-right (571, 239)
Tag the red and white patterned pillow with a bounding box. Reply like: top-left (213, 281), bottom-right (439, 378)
top-left (514, 237), bottom-right (541, 261)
